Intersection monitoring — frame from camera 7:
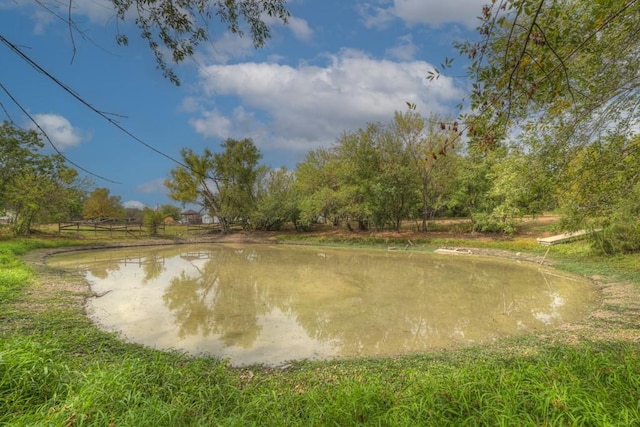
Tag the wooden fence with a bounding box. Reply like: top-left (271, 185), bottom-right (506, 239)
top-left (58, 219), bottom-right (164, 237)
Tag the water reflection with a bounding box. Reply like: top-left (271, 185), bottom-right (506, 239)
top-left (49, 244), bottom-right (596, 366)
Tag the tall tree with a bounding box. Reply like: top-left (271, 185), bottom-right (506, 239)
top-left (392, 111), bottom-right (459, 232)
top-left (0, 122), bottom-right (82, 235)
top-left (82, 188), bottom-right (125, 220)
top-left (560, 133), bottom-right (640, 253)
top-left (214, 138), bottom-right (264, 230)
top-left (294, 148), bottom-right (341, 229)
top-left (448, 0), bottom-right (640, 246)
top-left (166, 138), bottom-right (263, 232)
top-left (252, 167), bottom-right (299, 231)
top-left (334, 124), bottom-right (383, 230)
top-left (370, 124), bottom-right (418, 232)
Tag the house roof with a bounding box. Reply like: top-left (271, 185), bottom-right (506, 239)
top-left (181, 209), bottom-right (200, 215)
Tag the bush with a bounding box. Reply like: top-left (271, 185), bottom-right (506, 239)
top-left (471, 207), bottom-right (520, 234)
top-left (591, 219), bottom-right (640, 255)
top-left (589, 180), bottom-right (640, 255)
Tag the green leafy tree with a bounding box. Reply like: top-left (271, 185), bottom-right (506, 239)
top-left (142, 204), bottom-right (181, 235)
top-left (448, 0), bottom-right (640, 245)
top-left (110, 0), bottom-right (290, 85)
top-left (294, 148), bottom-right (341, 229)
top-left (334, 124), bottom-right (382, 230)
top-left (446, 151), bottom-right (493, 219)
top-left (159, 204), bottom-right (182, 221)
top-left (560, 134), bottom-right (640, 253)
top-left (472, 148), bottom-right (555, 234)
top-left (456, 0), bottom-right (640, 150)
top-left (368, 132), bottom-right (416, 231)
top-left (214, 138), bottom-right (264, 230)
top-left (7, 1), bottom-right (289, 87)
top-left (82, 188), bottom-right (125, 220)
top-left (165, 147), bottom-right (220, 227)
top-left (294, 112), bottom-right (462, 233)
top-left (143, 207), bottom-right (165, 235)
top-left (252, 167), bottom-right (299, 231)
top-left (0, 122), bottom-right (82, 235)
top-left (166, 138), bottom-right (263, 233)
top-left (392, 111), bottom-right (460, 232)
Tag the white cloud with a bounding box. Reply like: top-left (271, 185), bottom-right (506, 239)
top-left (264, 13), bottom-right (312, 41)
top-left (5, 0), bottom-right (115, 32)
top-left (357, 3), bottom-right (397, 29)
top-left (69, 0), bottom-right (115, 24)
top-left (386, 34), bottom-right (418, 60)
top-left (136, 178), bottom-right (166, 194)
top-left (189, 49), bottom-right (464, 154)
top-left (360, 0), bottom-right (486, 29)
top-left (30, 113), bottom-right (88, 150)
top-left (190, 106), bottom-right (266, 141)
top-left (197, 32), bottom-right (255, 64)
top-left (286, 16), bottom-right (314, 40)
top-left (123, 200), bottom-right (146, 210)
top-left (189, 109), bottom-right (233, 138)
top-left (190, 13), bottom-right (312, 65)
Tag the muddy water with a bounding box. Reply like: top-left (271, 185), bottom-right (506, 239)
top-left (49, 244), bottom-right (596, 366)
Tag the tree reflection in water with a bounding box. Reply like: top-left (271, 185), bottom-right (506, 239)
top-left (163, 249), bottom-right (266, 347)
top-left (48, 244), bottom-right (597, 365)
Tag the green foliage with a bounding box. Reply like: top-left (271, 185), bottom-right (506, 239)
top-left (110, 0), bottom-right (289, 85)
top-left (471, 208), bottom-right (520, 234)
top-left (158, 204), bottom-right (181, 221)
top-left (560, 134), bottom-right (640, 253)
top-left (252, 168), bottom-right (299, 231)
top-left (588, 181), bottom-right (640, 255)
top-left (143, 207), bottom-right (166, 236)
top-left (469, 148), bottom-right (555, 234)
top-left (0, 122), bottom-right (84, 236)
top-left (166, 138), bottom-right (262, 232)
top-left (214, 138), bottom-right (263, 230)
top-left (294, 148), bottom-right (341, 229)
top-left (453, 0), bottom-right (640, 247)
top-left (459, 0), bottom-right (640, 150)
top-left (294, 111), bottom-right (461, 232)
top-left (82, 187), bottom-right (125, 220)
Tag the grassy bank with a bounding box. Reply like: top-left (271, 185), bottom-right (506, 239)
top-left (1, 236), bottom-right (639, 426)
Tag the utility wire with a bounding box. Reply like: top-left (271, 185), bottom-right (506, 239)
top-left (0, 34), bottom-right (217, 182)
top-left (0, 80), bottom-right (121, 183)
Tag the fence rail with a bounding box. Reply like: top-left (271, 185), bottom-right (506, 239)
top-left (57, 219), bottom-right (228, 236)
top-left (58, 220), bottom-right (162, 237)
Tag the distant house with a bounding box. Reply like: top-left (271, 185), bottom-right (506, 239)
top-left (180, 209), bottom-right (202, 224)
top-left (0, 211), bottom-right (16, 224)
top-left (202, 213), bottom-right (219, 224)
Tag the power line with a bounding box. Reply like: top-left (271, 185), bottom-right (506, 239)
top-left (0, 34), bottom-right (217, 182)
top-left (0, 80), bottom-right (121, 184)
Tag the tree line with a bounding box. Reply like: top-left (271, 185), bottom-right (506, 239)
top-left (3, 0), bottom-right (640, 254)
top-left (2, 108), bottom-right (639, 253)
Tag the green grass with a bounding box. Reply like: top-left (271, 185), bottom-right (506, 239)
top-left (1, 237), bottom-right (640, 426)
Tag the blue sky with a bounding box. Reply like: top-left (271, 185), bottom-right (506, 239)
top-left (1, 0), bottom-right (485, 209)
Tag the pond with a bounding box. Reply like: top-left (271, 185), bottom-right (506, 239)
top-left (48, 244), bottom-right (597, 366)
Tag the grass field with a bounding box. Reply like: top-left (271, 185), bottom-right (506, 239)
top-left (1, 223), bottom-right (639, 426)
